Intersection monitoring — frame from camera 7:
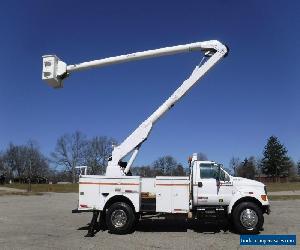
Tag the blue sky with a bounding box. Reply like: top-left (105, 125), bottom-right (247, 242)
top-left (0, 0), bottom-right (299, 167)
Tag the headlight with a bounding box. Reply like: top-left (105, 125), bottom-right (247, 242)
top-left (264, 186), bottom-right (267, 195)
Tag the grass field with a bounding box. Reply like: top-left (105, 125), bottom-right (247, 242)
top-left (0, 191), bottom-right (44, 196)
top-left (3, 181), bottom-right (300, 194)
top-left (4, 183), bottom-right (78, 193)
top-left (268, 195), bottom-right (300, 201)
top-left (265, 182), bottom-right (300, 192)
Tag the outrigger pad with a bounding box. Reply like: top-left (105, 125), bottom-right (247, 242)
top-left (85, 211), bottom-right (100, 237)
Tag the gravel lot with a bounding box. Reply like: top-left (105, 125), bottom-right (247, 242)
top-left (0, 193), bottom-right (299, 250)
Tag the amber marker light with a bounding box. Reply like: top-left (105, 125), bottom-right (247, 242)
top-left (261, 195), bottom-right (268, 201)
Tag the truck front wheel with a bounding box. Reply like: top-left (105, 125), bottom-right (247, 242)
top-left (232, 202), bottom-right (264, 234)
top-left (106, 202), bottom-right (135, 234)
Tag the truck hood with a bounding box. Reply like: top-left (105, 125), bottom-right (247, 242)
top-left (232, 177), bottom-right (264, 188)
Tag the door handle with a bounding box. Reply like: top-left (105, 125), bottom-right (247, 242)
top-left (198, 182), bottom-right (203, 187)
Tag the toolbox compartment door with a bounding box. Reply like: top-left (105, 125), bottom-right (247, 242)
top-left (156, 177), bottom-right (189, 213)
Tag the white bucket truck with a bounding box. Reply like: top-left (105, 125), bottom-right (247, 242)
top-left (42, 40), bottom-right (270, 236)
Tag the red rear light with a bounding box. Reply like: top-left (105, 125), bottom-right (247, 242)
top-left (80, 204), bottom-right (88, 208)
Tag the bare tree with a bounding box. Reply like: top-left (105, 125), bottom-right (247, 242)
top-left (131, 165), bottom-right (155, 177)
top-left (84, 136), bottom-right (116, 175)
top-left (153, 155), bottom-right (178, 176)
top-left (255, 157), bottom-right (263, 177)
top-left (172, 164), bottom-right (187, 176)
top-left (229, 157), bottom-right (241, 177)
top-left (236, 157), bottom-right (256, 179)
top-left (1, 142), bottom-right (49, 183)
top-left (0, 152), bottom-right (6, 184)
top-left (0, 152), bottom-right (5, 173)
top-left (3, 143), bottom-right (27, 178)
top-left (288, 160), bottom-right (298, 177)
top-left (51, 131), bottom-right (87, 183)
top-left (26, 141), bottom-right (49, 182)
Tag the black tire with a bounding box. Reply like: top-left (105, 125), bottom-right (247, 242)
top-left (106, 202), bottom-right (135, 234)
top-left (232, 202), bottom-right (264, 234)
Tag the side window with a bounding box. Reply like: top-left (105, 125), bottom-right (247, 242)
top-left (200, 164), bottom-right (218, 179)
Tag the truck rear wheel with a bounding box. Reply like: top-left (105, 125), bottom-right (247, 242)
top-left (232, 202), bottom-right (263, 234)
top-left (106, 202), bottom-right (135, 234)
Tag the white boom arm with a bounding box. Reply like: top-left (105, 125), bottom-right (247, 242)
top-left (42, 40), bottom-right (228, 176)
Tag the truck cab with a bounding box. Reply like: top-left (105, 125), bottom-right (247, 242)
top-left (190, 154), bottom-right (270, 234)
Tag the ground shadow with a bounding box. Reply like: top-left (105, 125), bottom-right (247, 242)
top-left (77, 217), bottom-right (234, 236)
top-left (78, 223), bottom-right (105, 237)
top-left (136, 218), bottom-right (188, 232)
top-left (77, 225), bottom-right (90, 231)
top-left (136, 218), bottom-right (232, 234)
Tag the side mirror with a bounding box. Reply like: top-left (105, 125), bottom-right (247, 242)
top-left (216, 164), bottom-right (221, 187)
top-left (225, 174), bottom-right (230, 182)
top-left (198, 182), bottom-right (203, 187)
top-left (217, 164), bottom-right (221, 181)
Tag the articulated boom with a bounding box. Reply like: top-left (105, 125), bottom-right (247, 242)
top-left (42, 40), bottom-right (228, 176)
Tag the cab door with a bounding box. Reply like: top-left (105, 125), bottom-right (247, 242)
top-left (195, 162), bottom-right (219, 205)
top-left (217, 169), bottom-right (234, 205)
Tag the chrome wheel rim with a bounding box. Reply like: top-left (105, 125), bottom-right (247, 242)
top-left (111, 209), bottom-right (127, 228)
top-left (240, 208), bottom-right (258, 230)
